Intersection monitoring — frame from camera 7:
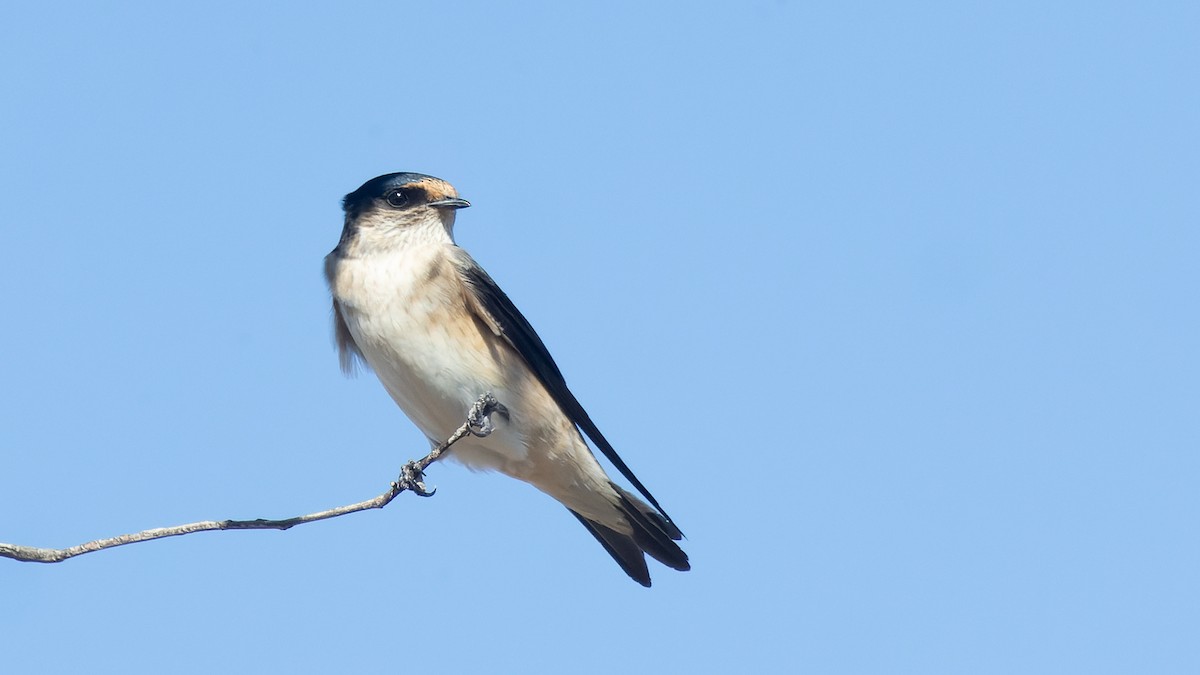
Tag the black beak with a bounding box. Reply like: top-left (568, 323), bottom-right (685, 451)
top-left (429, 198), bottom-right (471, 209)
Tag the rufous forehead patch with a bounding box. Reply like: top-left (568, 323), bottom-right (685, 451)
top-left (408, 177), bottom-right (459, 202)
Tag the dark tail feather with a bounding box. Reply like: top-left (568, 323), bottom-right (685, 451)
top-left (571, 511), bottom-right (653, 587)
top-left (569, 484), bottom-right (690, 587)
top-left (613, 486), bottom-right (689, 571)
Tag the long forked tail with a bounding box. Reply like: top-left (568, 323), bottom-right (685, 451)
top-left (569, 484), bottom-right (690, 587)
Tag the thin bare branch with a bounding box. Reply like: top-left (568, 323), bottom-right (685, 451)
top-left (0, 393), bottom-right (503, 564)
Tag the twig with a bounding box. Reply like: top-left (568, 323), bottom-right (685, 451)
top-left (0, 393), bottom-right (503, 564)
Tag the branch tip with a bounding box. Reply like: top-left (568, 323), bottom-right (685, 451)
top-left (0, 392), bottom-right (503, 564)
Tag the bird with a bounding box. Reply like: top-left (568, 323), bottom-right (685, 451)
top-left (324, 172), bottom-right (689, 586)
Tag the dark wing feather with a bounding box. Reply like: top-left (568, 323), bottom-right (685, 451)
top-left (453, 248), bottom-right (680, 532)
top-left (331, 301), bottom-right (367, 375)
top-left (325, 254), bottom-right (367, 375)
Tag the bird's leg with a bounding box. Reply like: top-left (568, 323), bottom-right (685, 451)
top-left (468, 392), bottom-right (508, 437)
top-left (394, 393), bottom-right (507, 497)
top-left (397, 460), bottom-right (437, 497)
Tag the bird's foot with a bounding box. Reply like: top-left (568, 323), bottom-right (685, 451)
top-left (396, 460), bottom-right (437, 497)
top-left (468, 392), bottom-right (508, 437)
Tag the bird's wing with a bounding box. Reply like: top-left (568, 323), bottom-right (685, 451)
top-left (451, 247), bottom-right (678, 530)
top-left (331, 301), bottom-right (367, 375)
top-left (325, 253), bottom-right (367, 375)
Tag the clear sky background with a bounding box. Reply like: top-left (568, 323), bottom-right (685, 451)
top-left (2, 2), bottom-right (1196, 673)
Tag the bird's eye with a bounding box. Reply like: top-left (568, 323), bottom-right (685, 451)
top-left (385, 189), bottom-right (409, 208)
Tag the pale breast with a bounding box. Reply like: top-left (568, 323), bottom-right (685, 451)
top-left (330, 244), bottom-right (532, 467)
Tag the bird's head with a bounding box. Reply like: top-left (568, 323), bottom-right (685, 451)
top-left (339, 172), bottom-right (470, 250)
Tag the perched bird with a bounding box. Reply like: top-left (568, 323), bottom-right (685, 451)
top-left (325, 172), bottom-right (689, 586)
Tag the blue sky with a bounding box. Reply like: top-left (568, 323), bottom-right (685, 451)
top-left (2, 2), bottom-right (1196, 672)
